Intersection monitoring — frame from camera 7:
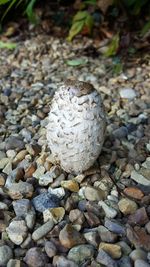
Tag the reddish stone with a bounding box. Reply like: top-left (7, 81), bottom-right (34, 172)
top-left (126, 225), bottom-right (150, 251)
top-left (124, 187), bottom-right (144, 200)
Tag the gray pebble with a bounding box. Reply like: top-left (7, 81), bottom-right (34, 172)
top-left (32, 219), bottom-right (54, 241)
top-left (104, 218), bottom-right (126, 235)
top-left (5, 136), bottom-right (24, 151)
top-left (130, 249), bottom-right (147, 261)
top-left (96, 248), bottom-right (118, 267)
top-left (0, 245), bottom-right (13, 266)
top-left (32, 192), bottom-right (61, 212)
top-left (68, 244), bottom-right (95, 264)
top-left (117, 256), bottom-right (132, 267)
top-left (134, 259), bottom-right (150, 267)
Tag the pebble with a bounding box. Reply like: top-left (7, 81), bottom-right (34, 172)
top-left (129, 249), bottom-right (147, 261)
top-left (59, 224), bottom-right (85, 249)
top-left (7, 181), bottom-right (34, 200)
top-left (128, 207), bottom-right (149, 226)
top-left (117, 241), bottom-right (132, 255)
top-left (96, 248), bottom-right (118, 267)
top-left (24, 247), bottom-right (48, 267)
top-left (97, 225), bottom-right (118, 243)
top-left (5, 136), bottom-right (24, 151)
top-left (48, 187), bottom-right (65, 198)
top-left (33, 166), bottom-right (45, 179)
top-left (53, 255), bottom-right (78, 267)
top-left (32, 192), bottom-right (60, 212)
top-left (104, 218), bottom-right (126, 235)
top-left (123, 187), bottom-right (144, 200)
top-left (0, 201), bottom-right (8, 210)
top-left (32, 219), bottom-right (54, 241)
top-left (84, 231), bottom-right (99, 247)
top-left (13, 199), bottom-right (31, 216)
top-left (0, 157), bottom-right (10, 169)
top-left (118, 198), bottom-right (138, 215)
top-left (126, 225), bottom-right (150, 251)
top-left (69, 209), bottom-right (85, 225)
top-left (45, 241), bottom-right (57, 258)
top-left (84, 186), bottom-right (106, 201)
top-left (61, 180), bottom-right (79, 192)
top-left (131, 170), bottom-right (150, 186)
top-left (6, 149), bottom-right (17, 159)
top-left (117, 256), bottom-right (132, 267)
top-left (67, 244), bottom-right (95, 264)
top-left (0, 245), bottom-right (13, 266)
top-left (134, 259), bottom-right (150, 267)
top-left (7, 259), bottom-right (22, 267)
top-left (6, 219), bottom-right (28, 245)
top-left (119, 88), bottom-right (136, 99)
top-left (84, 211), bottom-right (101, 227)
top-left (43, 207), bottom-right (65, 223)
top-left (99, 242), bottom-right (122, 259)
top-left (98, 200), bottom-right (118, 218)
top-left (39, 166), bottom-right (60, 186)
top-left (145, 221), bottom-right (150, 234)
top-left (113, 126), bottom-right (128, 139)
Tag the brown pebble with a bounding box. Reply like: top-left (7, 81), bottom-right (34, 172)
top-left (124, 187), bottom-right (144, 200)
top-left (59, 224), bottom-right (85, 249)
top-left (128, 207), bottom-right (149, 226)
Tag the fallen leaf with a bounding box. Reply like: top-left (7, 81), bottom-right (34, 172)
top-left (0, 41), bottom-right (17, 49)
top-left (66, 58), bottom-right (88, 66)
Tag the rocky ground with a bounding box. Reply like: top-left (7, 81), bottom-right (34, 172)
top-left (0, 30), bottom-right (150, 267)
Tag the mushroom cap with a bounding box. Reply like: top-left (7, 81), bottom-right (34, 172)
top-left (47, 80), bottom-right (106, 174)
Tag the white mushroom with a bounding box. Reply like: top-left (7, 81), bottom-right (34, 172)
top-left (47, 79), bottom-right (106, 174)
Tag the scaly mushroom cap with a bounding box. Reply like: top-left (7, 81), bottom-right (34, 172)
top-left (47, 79), bottom-right (106, 174)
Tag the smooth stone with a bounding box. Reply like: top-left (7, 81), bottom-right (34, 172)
top-left (0, 201), bottom-right (8, 210)
top-left (67, 244), bottom-right (95, 264)
top-left (96, 248), bottom-right (118, 267)
top-left (84, 186), bottom-right (105, 201)
top-left (21, 233), bottom-right (32, 248)
top-left (129, 249), bottom-right (147, 261)
top-left (145, 221), bottom-right (150, 234)
top-left (134, 259), bottom-right (150, 267)
top-left (0, 151), bottom-right (6, 160)
top-left (53, 255), bottom-right (78, 267)
top-left (84, 211), bottom-right (101, 227)
top-left (98, 200), bottom-right (118, 218)
top-left (117, 241), bottom-right (132, 255)
top-left (32, 220), bottom-right (54, 241)
top-left (131, 170), bottom-right (150, 186)
top-left (99, 242), bottom-right (122, 259)
top-left (119, 88), bottom-right (136, 99)
top-left (7, 259), bottom-right (22, 267)
top-left (97, 225), bottom-right (118, 243)
top-left (32, 192), bottom-right (60, 212)
top-left (123, 187), bottom-right (144, 200)
top-left (45, 241), bottom-right (57, 258)
top-left (24, 247), bottom-right (48, 267)
top-left (118, 198), bottom-right (138, 215)
top-left (6, 219), bottom-right (28, 245)
top-left (59, 224), bottom-right (85, 249)
top-left (0, 245), bottom-right (13, 266)
top-left (105, 218), bottom-right (126, 235)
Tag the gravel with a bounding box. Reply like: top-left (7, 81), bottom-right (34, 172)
top-left (0, 25), bottom-right (149, 266)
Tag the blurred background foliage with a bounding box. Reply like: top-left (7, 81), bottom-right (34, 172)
top-left (0, 0), bottom-right (150, 56)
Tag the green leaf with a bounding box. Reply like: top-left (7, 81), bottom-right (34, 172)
top-left (141, 20), bottom-right (150, 36)
top-left (66, 58), bottom-right (88, 66)
top-left (0, 0), bottom-right (10, 5)
top-left (73, 11), bottom-right (89, 22)
top-left (1, 0), bottom-right (17, 21)
top-left (25, 0), bottom-right (38, 23)
top-left (83, 0), bottom-right (97, 6)
top-left (67, 20), bottom-right (85, 41)
top-left (85, 13), bottom-right (94, 33)
top-left (104, 33), bottom-right (120, 57)
top-left (0, 41), bottom-right (17, 49)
